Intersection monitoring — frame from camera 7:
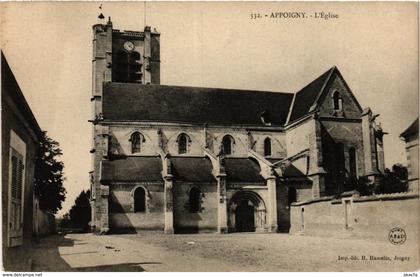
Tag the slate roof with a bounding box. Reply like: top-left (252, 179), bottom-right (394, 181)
top-left (223, 158), bottom-right (264, 183)
top-left (102, 83), bottom-right (294, 126)
top-left (171, 157), bottom-right (216, 182)
top-left (287, 67), bottom-right (334, 124)
top-left (101, 66), bottom-right (359, 127)
top-left (400, 117), bottom-right (419, 140)
top-left (100, 156), bottom-right (163, 182)
top-left (268, 159), bottom-right (310, 181)
top-left (281, 164), bottom-right (311, 182)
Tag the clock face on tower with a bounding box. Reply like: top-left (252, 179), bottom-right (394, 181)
top-left (123, 41), bottom-right (135, 51)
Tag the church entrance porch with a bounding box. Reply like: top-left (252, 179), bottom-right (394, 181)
top-left (235, 200), bottom-right (255, 232)
top-left (228, 191), bottom-right (267, 233)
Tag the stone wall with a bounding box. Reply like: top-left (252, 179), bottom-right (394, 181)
top-left (173, 182), bottom-right (218, 232)
top-left (108, 182), bottom-right (165, 232)
top-left (318, 74), bottom-right (362, 119)
top-left (290, 193), bottom-right (419, 242)
top-left (108, 124), bottom-right (287, 159)
top-left (35, 209), bottom-right (56, 237)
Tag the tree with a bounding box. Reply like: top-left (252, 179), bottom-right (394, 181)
top-left (375, 164), bottom-right (408, 194)
top-left (34, 132), bottom-right (66, 214)
top-left (355, 164), bottom-right (408, 196)
top-left (354, 176), bottom-right (374, 196)
top-left (58, 213), bottom-right (72, 230)
top-left (69, 190), bottom-right (91, 232)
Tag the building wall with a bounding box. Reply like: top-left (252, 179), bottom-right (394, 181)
top-left (173, 182), bottom-right (218, 232)
top-left (276, 183), bottom-right (290, 231)
top-left (2, 94), bottom-right (39, 271)
top-left (107, 124), bottom-right (287, 159)
top-left (108, 182), bottom-right (165, 232)
top-left (286, 119), bottom-right (313, 159)
top-left (318, 75), bottom-right (362, 119)
top-left (320, 120), bottom-right (365, 194)
top-left (290, 194), bottom-right (419, 241)
top-left (34, 205), bottom-right (56, 238)
top-left (405, 137), bottom-right (419, 192)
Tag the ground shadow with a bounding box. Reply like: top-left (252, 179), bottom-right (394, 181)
top-left (31, 235), bottom-right (75, 271)
top-left (74, 262), bottom-right (147, 272)
top-left (108, 191), bottom-right (137, 234)
top-left (174, 212), bottom-right (201, 234)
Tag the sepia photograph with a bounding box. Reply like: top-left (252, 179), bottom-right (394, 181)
top-left (1, 1), bottom-right (419, 273)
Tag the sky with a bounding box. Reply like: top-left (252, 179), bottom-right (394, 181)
top-left (1, 2), bottom-right (418, 216)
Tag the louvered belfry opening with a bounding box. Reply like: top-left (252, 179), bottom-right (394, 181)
top-left (113, 51), bottom-right (142, 83)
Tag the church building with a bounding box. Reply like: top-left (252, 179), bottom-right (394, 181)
top-left (90, 18), bottom-right (386, 234)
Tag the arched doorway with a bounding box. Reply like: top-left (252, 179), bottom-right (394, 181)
top-left (229, 191), bottom-right (266, 232)
top-left (235, 200), bottom-right (255, 232)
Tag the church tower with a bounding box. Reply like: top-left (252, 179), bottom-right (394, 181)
top-left (90, 17), bottom-right (160, 233)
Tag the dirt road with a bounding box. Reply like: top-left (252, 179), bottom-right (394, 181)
top-left (30, 232), bottom-right (419, 271)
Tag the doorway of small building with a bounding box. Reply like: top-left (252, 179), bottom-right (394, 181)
top-left (229, 190), bottom-right (266, 233)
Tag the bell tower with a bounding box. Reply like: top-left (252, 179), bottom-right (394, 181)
top-left (111, 25), bottom-right (161, 84)
top-left (92, 17), bottom-right (160, 95)
top-left (90, 16), bottom-right (161, 233)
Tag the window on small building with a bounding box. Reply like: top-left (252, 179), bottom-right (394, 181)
top-left (177, 133), bottom-right (191, 154)
top-left (264, 137), bottom-right (272, 156)
top-left (333, 91), bottom-right (343, 111)
top-left (349, 147), bottom-right (357, 178)
top-left (134, 187), bottom-right (146, 212)
top-left (130, 132), bottom-right (144, 154)
top-left (222, 135), bottom-right (234, 155)
top-left (189, 187), bottom-right (201, 213)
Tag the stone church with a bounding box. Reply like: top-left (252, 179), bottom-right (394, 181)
top-left (90, 18), bottom-right (385, 234)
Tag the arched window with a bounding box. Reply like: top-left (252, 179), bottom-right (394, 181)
top-left (177, 133), bottom-right (191, 154)
top-left (130, 132), bottom-right (144, 154)
top-left (349, 147), bottom-right (357, 178)
top-left (113, 50), bottom-right (142, 83)
top-left (134, 187), bottom-right (146, 212)
top-left (333, 91), bottom-right (342, 111)
top-left (189, 187), bottom-right (201, 213)
top-left (264, 137), bottom-right (272, 156)
top-left (222, 135), bottom-right (234, 155)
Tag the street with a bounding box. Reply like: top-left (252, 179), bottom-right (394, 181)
top-left (30, 232), bottom-right (419, 271)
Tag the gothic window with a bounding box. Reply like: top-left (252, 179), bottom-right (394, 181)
top-left (177, 133), bottom-right (191, 154)
top-left (349, 147), bottom-right (357, 178)
top-left (189, 187), bottom-right (201, 213)
top-left (130, 132), bottom-right (144, 154)
top-left (264, 137), bottom-right (272, 156)
top-left (222, 135), bottom-right (234, 155)
top-left (134, 187), bottom-right (146, 213)
top-left (333, 91), bottom-right (342, 111)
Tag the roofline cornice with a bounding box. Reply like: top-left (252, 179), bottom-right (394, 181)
top-left (100, 120), bottom-right (287, 131)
